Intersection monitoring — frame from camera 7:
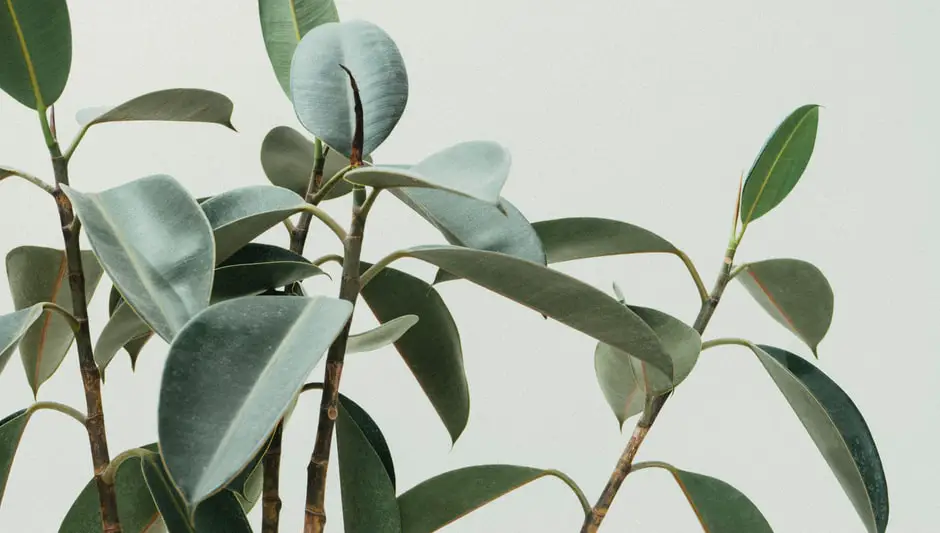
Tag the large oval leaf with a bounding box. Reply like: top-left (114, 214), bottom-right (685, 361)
top-left (346, 141), bottom-right (510, 206)
top-left (290, 20), bottom-right (408, 157)
top-left (398, 465), bottom-right (586, 533)
top-left (200, 185), bottom-right (308, 263)
top-left (382, 246), bottom-right (673, 377)
top-left (740, 105), bottom-right (820, 224)
top-left (212, 243), bottom-right (327, 301)
top-left (594, 306), bottom-right (700, 427)
top-left (6, 246), bottom-right (103, 395)
top-left (75, 88), bottom-right (235, 130)
top-left (532, 217), bottom-right (677, 264)
top-left (0, 0), bottom-right (71, 109)
top-left (0, 304), bottom-right (44, 374)
top-left (336, 397), bottom-right (400, 533)
top-left (62, 175), bottom-right (214, 342)
top-left (636, 462), bottom-right (773, 532)
top-left (347, 315), bottom-right (419, 354)
top-left (259, 125), bottom-right (358, 200)
top-left (734, 259), bottom-right (833, 356)
top-left (746, 343), bottom-right (888, 533)
top-left (359, 263), bottom-right (468, 442)
top-left (158, 295), bottom-right (352, 507)
top-left (258, 0), bottom-right (339, 97)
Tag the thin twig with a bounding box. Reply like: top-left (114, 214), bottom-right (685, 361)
top-left (300, 204), bottom-right (347, 243)
top-left (0, 166), bottom-right (56, 195)
top-left (28, 400), bottom-right (87, 426)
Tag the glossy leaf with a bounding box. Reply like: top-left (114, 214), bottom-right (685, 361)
top-left (385, 245), bottom-right (673, 377)
top-left (75, 88), bottom-right (235, 130)
top-left (735, 259), bottom-right (833, 356)
top-left (346, 141), bottom-right (510, 205)
top-left (212, 243), bottom-right (327, 301)
top-left (336, 399), bottom-right (400, 533)
top-left (290, 20), bottom-right (408, 157)
top-left (260, 125), bottom-right (360, 200)
top-left (0, 304), bottom-right (43, 374)
top-left (595, 306), bottom-right (700, 427)
top-left (200, 185), bottom-right (307, 263)
top-left (6, 246), bottom-right (103, 394)
top-left (740, 105), bottom-right (820, 224)
top-left (359, 263), bottom-right (468, 442)
top-left (0, 0), bottom-right (71, 109)
top-left (59, 446), bottom-right (162, 533)
top-left (0, 409), bottom-right (30, 505)
top-left (142, 453), bottom-right (253, 533)
top-left (639, 462), bottom-right (773, 532)
top-left (532, 217), bottom-right (677, 263)
top-left (746, 343), bottom-right (888, 533)
top-left (347, 315), bottom-right (418, 354)
top-left (258, 0), bottom-right (339, 97)
top-left (158, 295), bottom-right (352, 507)
top-left (62, 175), bottom-right (214, 341)
top-left (398, 465), bottom-right (585, 533)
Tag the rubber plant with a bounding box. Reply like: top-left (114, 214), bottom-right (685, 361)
top-left (0, 1), bottom-right (888, 532)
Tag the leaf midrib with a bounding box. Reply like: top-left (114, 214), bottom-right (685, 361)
top-left (4, 0), bottom-right (45, 109)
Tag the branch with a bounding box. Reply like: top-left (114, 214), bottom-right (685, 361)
top-left (28, 400), bottom-right (87, 426)
top-left (0, 166), bottom-right (55, 195)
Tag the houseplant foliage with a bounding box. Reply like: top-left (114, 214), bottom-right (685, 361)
top-left (0, 0), bottom-right (889, 532)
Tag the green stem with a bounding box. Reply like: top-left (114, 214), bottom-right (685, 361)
top-left (311, 254), bottom-right (343, 268)
top-left (101, 447), bottom-right (154, 485)
top-left (360, 187), bottom-right (381, 219)
top-left (701, 337), bottom-right (751, 351)
top-left (63, 123), bottom-right (91, 162)
top-left (41, 302), bottom-right (80, 332)
top-left (359, 249), bottom-right (409, 289)
top-left (300, 204), bottom-right (347, 243)
top-left (0, 166), bottom-right (55, 195)
top-left (674, 250), bottom-right (708, 304)
top-left (28, 401), bottom-right (87, 426)
top-left (308, 165), bottom-right (352, 205)
top-left (546, 469), bottom-right (592, 518)
top-left (628, 461), bottom-right (674, 473)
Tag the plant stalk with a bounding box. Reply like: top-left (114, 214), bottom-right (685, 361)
top-left (581, 240), bottom-right (739, 532)
top-left (304, 185), bottom-right (367, 533)
top-left (47, 139), bottom-right (121, 532)
top-left (260, 138), bottom-right (328, 533)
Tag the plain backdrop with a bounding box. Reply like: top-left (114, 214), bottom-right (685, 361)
top-left (1, 1), bottom-right (936, 531)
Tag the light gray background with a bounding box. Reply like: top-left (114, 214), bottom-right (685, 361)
top-left (0, 1), bottom-right (935, 531)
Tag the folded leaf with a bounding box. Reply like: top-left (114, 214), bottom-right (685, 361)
top-left (75, 88), bottom-right (235, 130)
top-left (347, 315), bottom-right (419, 354)
top-left (212, 243), bottom-right (327, 300)
top-left (260, 125), bottom-right (358, 200)
top-left (0, 0), bottom-right (71, 109)
top-left (158, 295), bottom-right (352, 507)
top-left (258, 0), bottom-right (339, 97)
top-left (0, 304), bottom-right (44, 374)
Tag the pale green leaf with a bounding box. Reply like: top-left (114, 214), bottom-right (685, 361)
top-left (347, 314), bottom-right (418, 354)
top-left (0, 0), bottom-right (71, 109)
top-left (258, 0), bottom-right (339, 97)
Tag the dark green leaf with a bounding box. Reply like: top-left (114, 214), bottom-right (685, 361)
top-left (107, 286), bottom-right (152, 368)
top-left (200, 185), bottom-right (308, 263)
top-left (260, 125), bottom-right (358, 200)
top-left (158, 295), bottom-right (352, 507)
top-left (595, 306), bottom-right (700, 427)
top-left (75, 88), bottom-right (235, 130)
top-left (384, 246), bottom-right (673, 377)
top-left (735, 259), bottom-right (833, 356)
top-left (62, 175), bottom-right (214, 342)
top-left (746, 343), bottom-right (888, 533)
top-left (532, 217), bottom-right (677, 264)
top-left (359, 264), bottom-right (468, 442)
top-left (5, 246), bottom-right (103, 394)
top-left (740, 105), bottom-right (820, 224)
top-left (346, 141), bottom-right (510, 205)
top-left (0, 0), bottom-right (71, 109)
top-left (95, 301), bottom-right (153, 373)
top-left (258, 0), bottom-right (339, 97)
top-left (336, 400), bottom-right (400, 533)
top-left (213, 243), bottom-right (327, 301)
top-left (290, 20), bottom-right (408, 158)
top-left (339, 395), bottom-right (396, 487)
top-left (0, 304), bottom-right (44, 374)
top-left (347, 315), bottom-right (418, 354)
top-left (638, 462), bottom-right (774, 532)
top-left (398, 465), bottom-right (584, 533)
top-left (0, 409), bottom-right (30, 505)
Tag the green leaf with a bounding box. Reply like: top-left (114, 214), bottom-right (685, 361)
top-left (62, 175), bottom-right (214, 342)
top-left (734, 259), bottom-right (833, 356)
top-left (346, 141), bottom-right (510, 206)
top-left (638, 462), bottom-right (774, 532)
top-left (0, 0), bottom-right (71, 109)
top-left (359, 264), bottom-right (468, 443)
top-left (212, 243), bottom-right (327, 301)
top-left (75, 88), bottom-right (235, 130)
top-left (0, 304), bottom-right (44, 374)
top-left (225, 433), bottom-right (271, 499)
top-left (532, 217), bottom-right (677, 263)
top-left (383, 246), bottom-right (673, 377)
top-left (290, 20), bottom-right (408, 158)
top-left (745, 343), bottom-right (888, 533)
top-left (0, 409), bottom-right (30, 505)
top-left (142, 453), bottom-right (252, 533)
top-left (258, 0), bottom-right (339, 97)
top-left (338, 395), bottom-right (396, 487)
top-left (59, 446), bottom-right (162, 533)
top-left (398, 465), bottom-right (585, 533)
top-left (336, 399), bottom-right (400, 533)
top-left (740, 105), bottom-right (820, 224)
top-left (347, 315), bottom-right (418, 354)
top-left (200, 185), bottom-right (308, 263)
top-left (5, 246), bottom-right (103, 394)
top-left (95, 301), bottom-right (153, 373)
top-left (594, 306), bottom-right (700, 427)
top-left (260, 125), bottom-right (362, 200)
top-left (158, 295), bottom-right (353, 507)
